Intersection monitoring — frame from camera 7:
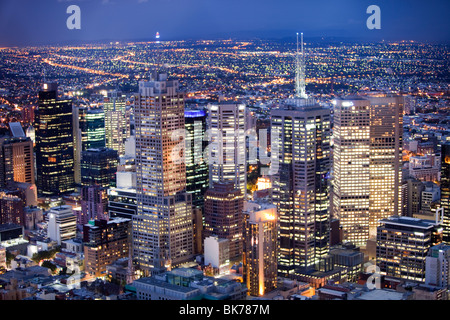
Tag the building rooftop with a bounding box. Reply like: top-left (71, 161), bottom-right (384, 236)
top-left (380, 215), bottom-right (438, 230)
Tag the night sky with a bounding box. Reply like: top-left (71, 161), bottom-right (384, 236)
top-left (0, 0), bottom-right (449, 46)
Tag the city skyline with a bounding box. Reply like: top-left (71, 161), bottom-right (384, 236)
top-left (0, 1), bottom-right (448, 304)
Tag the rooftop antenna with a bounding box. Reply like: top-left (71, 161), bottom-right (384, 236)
top-left (295, 32), bottom-right (308, 99)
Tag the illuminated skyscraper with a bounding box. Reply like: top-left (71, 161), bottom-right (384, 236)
top-left (243, 201), bottom-right (277, 297)
top-left (368, 94), bottom-right (403, 238)
top-left (441, 143), bottom-right (450, 243)
top-left (80, 147), bottom-right (118, 189)
top-left (203, 182), bottom-right (244, 260)
top-left (184, 109), bottom-right (209, 208)
top-left (104, 91), bottom-right (131, 156)
top-left (270, 34), bottom-right (331, 275)
top-left (332, 94), bottom-right (403, 247)
top-left (132, 72), bottom-right (194, 275)
top-left (207, 102), bottom-right (247, 197)
top-left (0, 136), bottom-right (35, 187)
top-left (331, 97), bottom-right (371, 247)
top-left (35, 83), bottom-right (74, 196)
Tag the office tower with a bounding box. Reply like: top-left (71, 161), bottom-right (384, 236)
top-left (329, 244), bottom-right (364, 283)
top-left (402, 178), bottom-right (425, 217)
top-left (80, 185), bottom-right (108, 225)
top-left (185, 109), bottom-right (209, 208)
top-left (368, 94), bottom-right (403, 238)
top-left (270, 33), bottom-right (331, 276)
top-left (271, 95), bottom-right (331, 274)
top-left (35, 83), bottom-right (75, 196)
top-left (82, 108), bottom-right (106, 150)
top-left (203, 182), bottom-right (244, 260)
top-left (0, 136), bottom-right (35, 187)
top-left (83, 217), bottom-right (131, 277)
top-left (425, 243), bottom-right (450, 287)
top-left (204, 236), bottom-right (230, 274)
top-left (0, 192), bottom-right (25, 226)
top-left (376, 216), bottom-right (443, 282)
top-left (132, 72), bottom-right (194, 275)
top-left (441, 143), bottom-right (450, 243)
top-left (331, 97), bottom-right (371, 248)
top-left (332, 94), bottom-right (403, 246)
top-left (72, 105), bottom-right (86, 185)
top-left (207, 102), bottom-right (246, 196)
top-left (47, 205), bottom-right (77, 245)
top-left (104, 91), bottom-right (131, 156)
top-left (243, 201), bottom-right (277, 297)
top-left (80, 147), bottom-right (118, 188)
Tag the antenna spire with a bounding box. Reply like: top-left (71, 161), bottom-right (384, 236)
top-left (295, 32), bottom-right (307, 99)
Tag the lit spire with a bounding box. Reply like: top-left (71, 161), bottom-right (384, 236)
top-left (295, 32), bottom-right (307, 99)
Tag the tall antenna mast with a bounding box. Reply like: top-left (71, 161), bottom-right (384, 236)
top-left (295, 33), bottom-right (300, 97)
top-left (298, 32), bottom-right (307, 99)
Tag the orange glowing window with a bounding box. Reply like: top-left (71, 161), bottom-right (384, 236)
top-left (48, 157), bottom-right (57, 163)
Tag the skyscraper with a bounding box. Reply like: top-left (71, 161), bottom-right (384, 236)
top-left (184, 109), bottom-right (209, 208)
top-left (132, 72), bottom-right (194, 275)
top-left (0, 136), bottom-right (35, 187)
top-left (104, 91), bottom-right (132, 156)
top-left (331, 97), bottom-right (371, 247)
top-left (80, 147), bottom-right (118, 188)
top-left (35, 83), bottom-right (74, 196)
top-left (243, 201), bottom-right (278, 297)
top-left (368, 94), bottom-right (403, 238)
top-left (270, 33), bottom-right (331, 275)
top-left (207, 102), bottom-right (247, 196)
top-left (441, 143), bottom-right (450, 243)
top-left (331, 94), bottom-right (403, 247)
top-left (203, 182), bottom-right (244, 260)
top-left (82, 108), bottom-right (106, 150)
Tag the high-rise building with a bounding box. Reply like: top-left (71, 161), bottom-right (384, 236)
top-left (108, 171), bottom-right (137, 221)
top-left (83, 108), bottom-right (106, 150)
top-left (83, 217), bottom-right (131, 277)
top-left (270, 33), bottom-right (331, 276)
top-left (132, 72), bottom-right (194, 275)
top-left (376, 216), bottom-right (443, 282)
top-left (425, 243), bottom-right (450, 288)
top-left (203, 182), bottom-right (244, 260)
top-left (185, 109), bottom-right (209, 208)
top-left (80, 185), bottom-right (108, 226)
top-left (0, 136), bottom-right (35, 187)
top-left (80, 147), bottom-right (118, 188)
top-left (243, 201), bottom-right (277, 297)
top-left (331, 97), bottom-right (371, 248)
top-left (207, 102), bottom-right (246, 196)
top-left (47, 205), bottom-right (77, 245)
top-left (368, 94), bottom-right (403, 238)
top-left (0, 192), bottom-right (25, 227)
top-left (35, 83), bottom-right (74, 196)
top-left (402, 178), bottom-right (425, 217)
top-left (204, 236), bottom-right (230, 274)
top-left (104, 91), bottom-right (131, 156)
top-left (441, 143), bottom-right (450, 243)
top-left (331, 94), bottom-right (403, 246)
